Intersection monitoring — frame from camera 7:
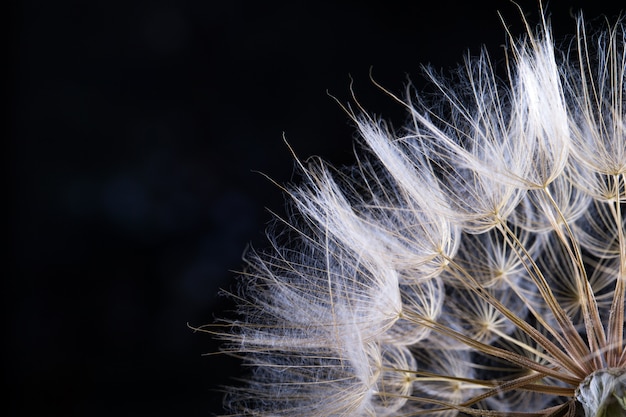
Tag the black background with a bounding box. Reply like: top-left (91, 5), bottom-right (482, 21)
top-left (7, 1), bottom-right (624, 416)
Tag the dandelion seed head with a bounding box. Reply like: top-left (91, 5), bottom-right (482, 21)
top-left (210, 9), bottom-right (626, 417)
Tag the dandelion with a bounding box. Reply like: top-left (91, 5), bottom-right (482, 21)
top-left (204, 9), bottom-right (626, 417)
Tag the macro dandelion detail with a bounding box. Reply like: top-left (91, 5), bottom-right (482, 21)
top-left (207, 11), bottom-right (626, 417)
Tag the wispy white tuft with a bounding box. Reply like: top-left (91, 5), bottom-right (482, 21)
top-left (207, 10), bottom-right (626, 417)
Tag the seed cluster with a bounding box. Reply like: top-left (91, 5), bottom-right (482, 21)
top-left (209, 13), bottom-right (626, 417)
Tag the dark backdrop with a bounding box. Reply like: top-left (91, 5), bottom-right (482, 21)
top-left (7, 1), bottom-right (623, 416)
